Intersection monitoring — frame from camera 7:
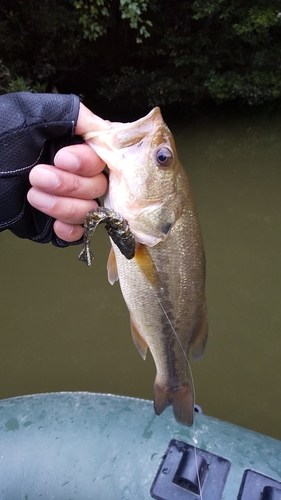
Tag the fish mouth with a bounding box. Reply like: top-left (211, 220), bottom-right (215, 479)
top-left (83, 107), bottom-right (164, 148)
top-left (111, 107), bottom-right (164, 148)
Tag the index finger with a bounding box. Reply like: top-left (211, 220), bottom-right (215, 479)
top-left (54, 142), bottom-right (106, 177)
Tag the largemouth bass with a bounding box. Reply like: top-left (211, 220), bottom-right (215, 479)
top-left (81, 107), bottom-right (208, 426)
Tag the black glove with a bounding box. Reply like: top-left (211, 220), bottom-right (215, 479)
top-left (0, 92), bottom-right (81, 246)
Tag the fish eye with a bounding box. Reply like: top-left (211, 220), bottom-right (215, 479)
top-left (155, 147), bottom-right (173, 167)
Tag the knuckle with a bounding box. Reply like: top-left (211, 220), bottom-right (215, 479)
top-left (67, 175), bottom-right (81, 195)
top-left (64, 201), bottom-right (78, 220)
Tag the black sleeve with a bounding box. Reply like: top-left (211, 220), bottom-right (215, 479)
top-left (0, 92), bottom-right (81, 247)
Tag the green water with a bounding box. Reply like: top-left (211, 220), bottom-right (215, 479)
top-left (1, 108), bottom-right (281, 440)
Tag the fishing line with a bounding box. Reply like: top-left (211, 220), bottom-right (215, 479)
top-left (151, 288), bottom-right (197, 404)
top-left (149, 285), bottom-right (204, 500)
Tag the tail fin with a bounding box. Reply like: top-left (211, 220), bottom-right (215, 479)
top-left (153, 377), bottom-right (194, 426)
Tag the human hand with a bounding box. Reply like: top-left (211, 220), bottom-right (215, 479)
top-left (27, 103), bottom-right (107, 242)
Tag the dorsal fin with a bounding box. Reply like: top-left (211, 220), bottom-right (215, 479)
top-left (134, 243), bottom-right (158, 288)
top-left (107, 247), bottom-right (119, 285)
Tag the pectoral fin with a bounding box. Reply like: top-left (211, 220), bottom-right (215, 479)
top-left (130, 316), bottom-right (148, 360)
top-left (134, 243), bottom-right (158, 288)
top-left (107, 247), bottom-right (119, 285)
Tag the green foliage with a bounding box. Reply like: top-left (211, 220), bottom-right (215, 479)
top-left (0, 60), bottom-right (47, 94)
top-left (72, 0), bottom-right (110, 41)
top-left (233, 6), bottom-right (279, 37)
top-left (0, 0), bottom-right (82, 94)
top-left (119, 0), bottom-right (152, 42)
top-left (96, 0), bottom-right (281, 107)
top-left (0, 0), bottom-right (281, 108)
top-left (69, 0), bottom-right (151, 42)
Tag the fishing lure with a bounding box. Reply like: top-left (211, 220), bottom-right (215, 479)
top-left (78, 207), bottom-right (135, 266)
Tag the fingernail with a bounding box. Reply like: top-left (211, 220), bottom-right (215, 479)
top-left (55, 221), bottom-right (75, 235)
top-left (54, 151), bottom-right (80, 171)
top-left (28, 189), bottom-right (56, 210)
top-left (31, 166), bottom-right (60, 189)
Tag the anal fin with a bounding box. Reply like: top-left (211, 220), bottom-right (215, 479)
top-left (130, 316), bottom-right (148, 360)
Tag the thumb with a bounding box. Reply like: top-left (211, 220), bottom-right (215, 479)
top-left (75, 102), bottom-right (111, 136)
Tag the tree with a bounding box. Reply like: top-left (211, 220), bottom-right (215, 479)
top-left (0, 0), bottom-right (281, 109)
